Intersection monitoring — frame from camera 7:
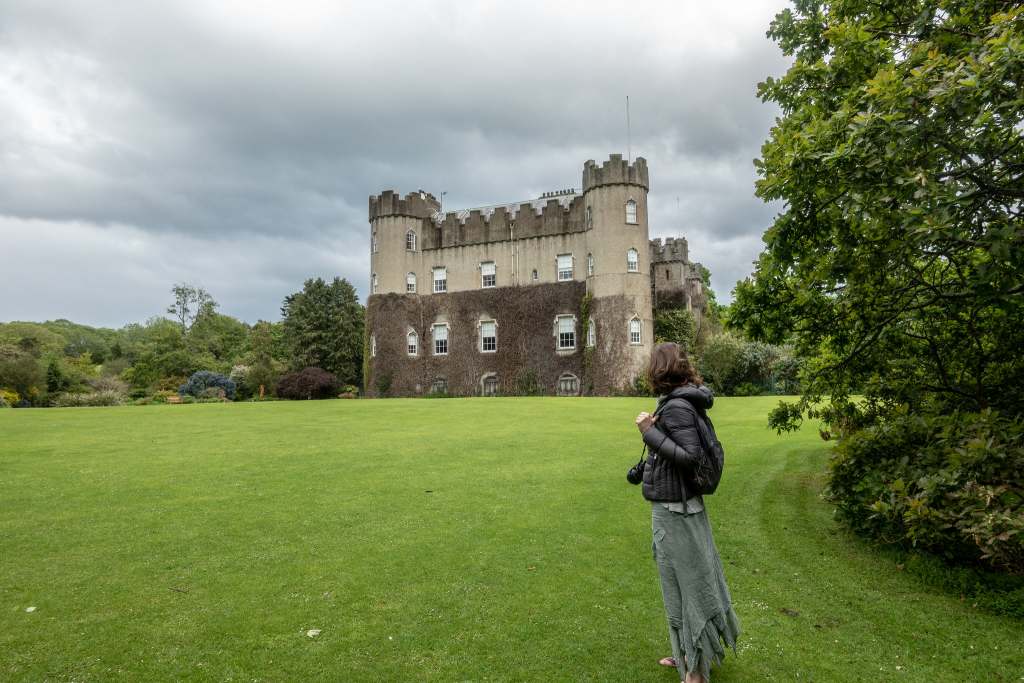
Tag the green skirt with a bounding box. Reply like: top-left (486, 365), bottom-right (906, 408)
top-left (652, 502), bottom-right (741, 681)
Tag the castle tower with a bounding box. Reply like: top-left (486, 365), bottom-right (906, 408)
top-left (368, 190), bottom-right (439, 296)
top-left (582, 155), bottom-right (653, 390)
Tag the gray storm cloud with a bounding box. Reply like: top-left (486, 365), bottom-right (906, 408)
top-left (0, 0), bottom-right (791, 327)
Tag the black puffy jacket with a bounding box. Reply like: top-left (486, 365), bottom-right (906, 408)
top-left (640, 383), bottom-right (714, 502)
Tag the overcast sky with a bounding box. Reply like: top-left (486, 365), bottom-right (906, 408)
top-left (0, 0), bottom-right (792, 329)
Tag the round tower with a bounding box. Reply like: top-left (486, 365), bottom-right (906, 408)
top-left (582, 155), bottom-right (653, 391)
top-left (368, 190), bottom-right (439, 296)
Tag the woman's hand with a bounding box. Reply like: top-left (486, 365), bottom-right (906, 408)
top-left (635, 412), bottom-right (658, 433)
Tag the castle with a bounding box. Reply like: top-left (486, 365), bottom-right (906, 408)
top-left (365, 155), bottom-right (705, 397)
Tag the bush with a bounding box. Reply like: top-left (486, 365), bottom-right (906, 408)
top-left (179, 371), bottom-right (236, 400)
top-left (276, 367), bottom-right (340, 400)
top-left (199, 387), bottom-right (227, 400)
top-left (52, 390), bottom-right (125, 407)
top-left (89, 376), bottom-right (129, 394)
top-left (0, 389), bottom-right (17, 407)
top-left (827, 410), bottom-right (1024, 574)
top-left (339, 384), bottom-right (359, 399)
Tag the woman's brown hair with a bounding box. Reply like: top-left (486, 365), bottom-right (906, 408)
top-left (646, 342), bottom-right (702, 395)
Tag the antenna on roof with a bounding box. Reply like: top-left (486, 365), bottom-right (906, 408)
top-left (626, 95), bottom-right (631, 164)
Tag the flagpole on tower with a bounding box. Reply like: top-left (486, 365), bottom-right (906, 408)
top-left (626, 95), bottom-right (631, 164)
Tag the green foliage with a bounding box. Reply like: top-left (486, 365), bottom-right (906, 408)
top-left (0, 344), bottom-right (44, 404)
top-left (698, 333), bottom-right (745, 394)
top-left (166, 283), bottom-right (216, 332)
top-left (733, 1), bottom-right (1024, 420)
top-left (515, 368), bottom-right (541, 396)
top-left (654, 308), bottom-right (696, 350)
top-left (0, 388), bottom-right (18, 407)
top-left (281, 277), bottom-right (364, 385)
top-left (828, 410), bottom-right (1024, 573)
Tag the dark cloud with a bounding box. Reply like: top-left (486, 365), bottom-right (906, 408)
top-left (0, 0), bottom-right (791, 327)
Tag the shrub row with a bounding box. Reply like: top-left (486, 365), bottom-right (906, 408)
top-left (827, 409), bottom-right (1024, 574)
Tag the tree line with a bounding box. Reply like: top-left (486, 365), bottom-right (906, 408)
top-left (0, 277), bottom-right (364, 407)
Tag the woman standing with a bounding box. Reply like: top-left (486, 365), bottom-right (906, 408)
top-left (634, 342), bottom-right (740, 683)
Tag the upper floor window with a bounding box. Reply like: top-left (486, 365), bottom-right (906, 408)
top-left (433, 267), bottom-right (447, 293)
top-left (585, 206), bottom-right (593, 228)
top-left (480, 320), bottom-right (497, 352)
top-left (627, 248), bottom-right (639, 272)
top-left (531, 269), bottom-right (538, 281)
top-left (433, 323), bottom-right (449, 355)
top-left (625, 199), bottom-right (637, 225)
top-left (556, 315), bottom-right (576, 350)
top-left (557, 254), bottom-right (573, 281)
top-left (406, 230), bottom-right (417, 251)
top-left (587, 318), bottom-right (596, 348)
top-left (372, 272), bottom-right (379, 293)
top-left (481, 261), bottom-right (496, 288)
top-left (370, 334), bottom-right (376, 357)
top-left (407, 330), bottom-right (418, 356)
top-left (372, 231), bottom-right (379, 253)
top-left (629, 317), bottom-right (642, 345)
top-left (587, 253), bottom-right (594, 276)
top-left (406, 272), bottom-right (417, 293)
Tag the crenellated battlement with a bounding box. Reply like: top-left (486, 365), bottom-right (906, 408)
top-left (582, 154), bottom-right (648, 192)
top-left (650, 236), bottom-right (690, 263)
top-left (369, 189), bottom-right (440, 221)
top-left (427, 193), bottom-right (585, 248)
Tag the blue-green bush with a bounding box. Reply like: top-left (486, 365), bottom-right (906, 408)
top-left (179, 371), bottom-right (236, 400)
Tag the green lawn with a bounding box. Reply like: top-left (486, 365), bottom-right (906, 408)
top-left (1, 397), bottom-right (1021, 682)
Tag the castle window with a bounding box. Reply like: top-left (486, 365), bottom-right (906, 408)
top-left (406, 272), bottom-right (417, 293)
top-left (372, 231), bottom-right (378, 253)
top-left (627, 248), bottom-right (639, 272)
top-left (625, 199), bottom-right (637, 224)
top-left (666, 268), bottom-right (671, 280)
top-left (587, 318), bottom-right (596, 348)
top-left (372, 273), bottom-right (379, 293)
top-left (370, 334), bottom-right (376, 357)
top-left (482, 374), bottom-right (499, 397)
top-left (481, 261), bottom-right (496, 288)
top-left (586, 206), bottom-right (593, 228)
top-left (557, 373), bottom-right (579, 396)
top-left (433, 323), bottom-right (449, 355)
top-left (556, 315), bottom-right (576, 350)
top-left (407, 330), bottom-right (418, 356)
top-left (629, 317), bottom-right (642, 345)
top-left (406, 229), bottom-right (417, 251)
top-left (479, 320), bottom-right (497, 353)
top-left (431, 378), bottom-right (448, 394)
top-left (557, 254), bottom-right (573, 281)
top-left (587, 253), bottom-right (594, 276)
top-left (532, 269), bottom-right (538, 281)
top-left (433, 267), bottom-right (447, 293)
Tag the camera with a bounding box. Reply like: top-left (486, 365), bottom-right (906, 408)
top-left (627, 459), bottom-right (645, 485)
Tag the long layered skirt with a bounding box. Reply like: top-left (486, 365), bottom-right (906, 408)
top-left (652, 502), bottom-right (741, 681)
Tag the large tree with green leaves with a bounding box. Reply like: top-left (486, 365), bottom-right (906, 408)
top-left (280, 277), bottom-right (364, 386)
top-left (733, 1), bottom-right (1024, 429)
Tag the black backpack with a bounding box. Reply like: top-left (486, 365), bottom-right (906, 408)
top-left (669, 397), bottom-right (726, 495)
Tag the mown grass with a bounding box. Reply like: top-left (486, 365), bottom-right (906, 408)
top-left (1, 397), bottom-right (1021, 681)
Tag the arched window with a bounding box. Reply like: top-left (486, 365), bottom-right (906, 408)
top-left (370, 334), bottom-right (376, 357)
top-left (557, 372), bottom-right (579, 396)
top-left (585, 205), bottom-right (593, 228)
top-left (406, 272), bottom-right (417, 293)
top-left (531, 269), bottom-right (538, 281)
top-left (629, 317), bottom-right (642, 345)
top-left (372, 231), bottom-right (379, 253)
top-left (587, 318), bottom-right (596, 348)
top-left (407, 330), bottom-right (418, 356)
top-left (587, 253), bottom-right (594, 276)
top-left (625, 199), bottom-right (637, 225)
top-left (406, 229), bottom-right (417, 251)
top-left (627, 248), bottom-right (639, 272)
top-left (372, 272), bottom-right (379, 293)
